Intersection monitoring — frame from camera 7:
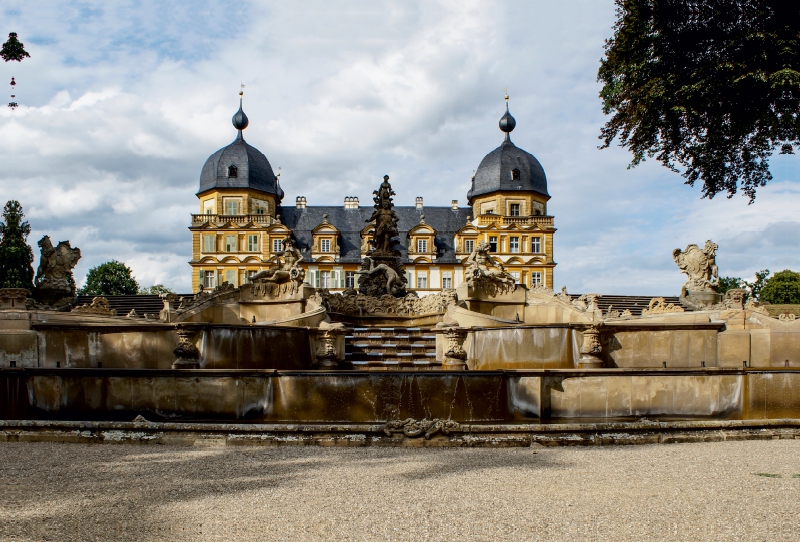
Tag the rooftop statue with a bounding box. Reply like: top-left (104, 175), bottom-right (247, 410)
top-left (465, 241), bottom-right (516, 296)
top-left (33, 235), bottom-right (81, 307)
top-left (672, 240), bottom-right (722, 309)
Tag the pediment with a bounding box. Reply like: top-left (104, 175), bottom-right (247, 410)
top-left (408, 224), bottom-right (435, 235)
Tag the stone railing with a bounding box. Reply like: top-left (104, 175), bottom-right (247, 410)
top-left (477, 215), bottom-right (554, 228)
top-left (191, 214), bottom-right (273, 226)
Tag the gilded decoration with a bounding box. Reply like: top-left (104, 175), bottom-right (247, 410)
top-left (464, 241), bottom-right (516, 296)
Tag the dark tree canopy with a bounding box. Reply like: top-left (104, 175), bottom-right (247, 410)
top-left (0, 200), bottom-right (34, 290)
top-left (0, 32), bottom-right (30, 62)
top-left (599, 0), bottom-right (800, 202)
top-left (759, 269), bottom-right (800, 304)
top-left (717, 276), bottom-right (746, 296)
top-left (79, 260), bottom-right (139, 296)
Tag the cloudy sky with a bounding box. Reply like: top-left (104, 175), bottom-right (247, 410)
top-left (1, 1), bottom-right (798, 294)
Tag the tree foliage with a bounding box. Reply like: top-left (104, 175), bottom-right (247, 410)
top-left (759, 269), bottom-right (800, 304)
top-left (79, 260), bottom-right (139, 296)
top-left (138, 284), bottom-right (174, 295)
top-left (599, 0), bottom-right (800, 202)
top-left (717, 276), bottom-right (746, 296)
top-left (0, 200), bottom-right (34, 290)
top-left (745, 269), bottom-right (771, 300)
top-left (0, 33), bottom-right (30, 62)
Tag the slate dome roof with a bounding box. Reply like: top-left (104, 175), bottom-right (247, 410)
top-left (198, 98), bottom-right (283, 199)
top-left (467, 100), bottom-right (548, 203)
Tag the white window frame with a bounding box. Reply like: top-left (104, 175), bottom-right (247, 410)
top-left (531, 237), bottom-right (541, 253)
top-left (464, 239), bottom-right (474, 253)
top-left (442, 271), bottom-right (452, 289)
top-left (247, 234), bottom-right (259, 252)
top-left (203, 200), bottom-right (214, 215)
top-left (225, 269), bottom-right (236, 286)
top-left (203, 234), bottom-right (215, 253)
top-left (531, 271), bottom-right (542, 286)
top-left (417, 239), bottom-right (427, 253)
top-left (489, 237), bottom-right (498, 253)
top-left (417, 273), bottom-right (427, 289)
top-left (272, 239), bottom-right (283, 253)
top-left (345, 271), bottom-right (355, 288)
top-left (320, 270), bottom-right (331, 289)
top-left (509, 237), bottom-right (520, 253)
top-left (225, 235), bottom-right (237, 252)
top-left (203, 270), bottom-right (216, 289)
top-left (509, 203), bottom-right (521, 216)
top-left (511, 271), bottom-right (520, 284)
top-left (320, 239), bottom-right (331, 253)
top-left (224, 199), bottom-right (241, 216)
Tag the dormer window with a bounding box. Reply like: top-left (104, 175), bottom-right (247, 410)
top-left (228, 165), bottom-right (238, 178)
top-left (511, 168), bottom-right (520, 180)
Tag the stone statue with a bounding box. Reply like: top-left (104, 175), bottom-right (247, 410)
top-left (356, 256), bottom-right (401, 296)
top-left (465, 241), bottom-right (516, 295)
top-left (366, 175), bottom-right (400, 256)
top-left (358, 175), bottom-right (407, 297)
top-left (672, 240), bottom-right (721, 309)
top-left (33, 235), bottom-right (81, 306)
top-left (250, 238), bottom-right (306, 292)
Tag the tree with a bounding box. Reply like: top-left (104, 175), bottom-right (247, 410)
top-left (139, 284), bottom-right (174, 295)
top-left (598, 0), bottom-right (800, 202)
top-left (717, 276), bottom-right (746, 296)
top-left (0, 200), bottom-right (34, 290)
top-left (758, 269), bottom-right (800, 304)
top-left (744, 269), bottom-right (771, 300)
top-left (0, 33), bottom-right (30, 62)
top-left (79, 260), bottom-right (139, 296)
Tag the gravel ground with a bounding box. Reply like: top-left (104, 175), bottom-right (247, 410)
top-left (1, 440), bottom-right (800, 541)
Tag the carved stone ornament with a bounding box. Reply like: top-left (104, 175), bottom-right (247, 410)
top-left (744, 297), bottom-right (769, 315)
top-left (315, 331), bottom-right (338, 368)
top-left (724, 288), bottom-right (747, 310)
top-left (33, 235), bottom-right (81, 306)
top-left (442, 326), bottom-right (468, 370)
top-left (250, 238), bottom-right (306, 295)
top-left (673, 240), bottom-right (722, 309)
top-left (578, 323), bottom-right (603, 368)
top-left (641, 297), bottom-right (685, 316)
top-left (464, 241), bottom-right (516, 297)
top-left (0, 288), bottom-right (30, 309)
top-left (71, 297), bottom-right (116, 316)
top-left (313, 289), bottom-right (457, 316)
top-left (172, 327), bottom-right (200, 369)
top-left (383, 418), bottom-right (461, 439)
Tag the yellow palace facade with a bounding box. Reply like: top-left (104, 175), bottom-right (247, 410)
top-left (189, 97), bottom-right (556, 294)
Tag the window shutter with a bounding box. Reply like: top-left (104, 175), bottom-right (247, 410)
top-left (198, 269), bottom-right (204, 288)
top-left (315, 272), bottom-right (320, 288)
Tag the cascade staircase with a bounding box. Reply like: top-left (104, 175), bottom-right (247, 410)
top-left (344, 327), bottom-right (440, 370)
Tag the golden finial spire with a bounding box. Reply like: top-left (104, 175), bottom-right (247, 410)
top-left (239, 83), bottom-right (245, 97)
top-left (504, 87), bottom-right (509, 101)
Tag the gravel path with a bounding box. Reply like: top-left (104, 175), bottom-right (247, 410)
top-left (1, 440), bottom-right (799, 541)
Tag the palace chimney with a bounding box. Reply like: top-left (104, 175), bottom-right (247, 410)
top-left (451, 200), bottom-right (458, 210)
top-left (296, 196), bottom-right (307, 209)
top-left (415, 197), bottom-right (423, 210)
top-left (344, 196), bottom-right (360, 209)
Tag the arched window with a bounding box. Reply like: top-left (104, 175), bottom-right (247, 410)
top-left (511, 168), bottom-right (520, 180)
top-left (228, 165), bottom-right (238, 178)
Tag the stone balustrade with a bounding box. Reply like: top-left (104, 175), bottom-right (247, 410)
top-left (190, 214), bottom-right (273, 226)
top-left (477, 214), bottom-right (554, 228)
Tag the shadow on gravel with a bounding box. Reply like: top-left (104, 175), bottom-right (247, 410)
top-left (0, 443), bottom-right (571, 539)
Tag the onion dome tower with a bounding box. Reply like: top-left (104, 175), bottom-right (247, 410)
top-left (198, 93), bottom-right (283, 200)
top-left (467, 93), bottom-right (548, 204)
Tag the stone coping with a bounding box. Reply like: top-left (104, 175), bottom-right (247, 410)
top-left (0, 418), bottom-right (797, 447)
top-left (5, 367), bottom-right (797, 378)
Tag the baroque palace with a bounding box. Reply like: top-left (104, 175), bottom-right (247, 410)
top-left (189, 93), bottom-right (556, 294)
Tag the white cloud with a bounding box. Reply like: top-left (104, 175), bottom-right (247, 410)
top-left (0, 0), bottom-right (798, 294)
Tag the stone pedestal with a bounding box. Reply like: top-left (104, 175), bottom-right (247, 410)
top-left (441, 326), bottom-right (468, 370)
top-left (455, 283), bottom-right (526, 321)
top-left (680, 291), bottom-right (722, 310)
top-left (578, 324), bottom-right (603, 369)
top-left (172, 327), bottom-right (200, 369)
top-left (0, 289), bottom-right (30, 310)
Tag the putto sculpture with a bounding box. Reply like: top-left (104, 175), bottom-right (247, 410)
top-left (672, 240), bottom-right (721, 309)
top-left (358, 175), bottom-right (407, 297)
top-left (465, 241), bottom-right (516, 296)
top-left (33, 235), bottom-right (81, 307)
